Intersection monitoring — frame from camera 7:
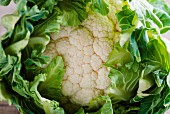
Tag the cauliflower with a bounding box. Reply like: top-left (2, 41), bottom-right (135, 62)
top-left (43, 2), bottom-right (122, 106)
top-left (0, 0), bottom-right (170, 114)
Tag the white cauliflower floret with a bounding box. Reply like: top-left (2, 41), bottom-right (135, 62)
top-left (44, 1), bottom-right (122, 106)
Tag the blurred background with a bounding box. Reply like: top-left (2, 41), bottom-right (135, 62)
top-left (0, 1), bottom-right (170, 114)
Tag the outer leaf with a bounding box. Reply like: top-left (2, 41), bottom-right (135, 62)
top-left (138, 86), bottom-right (170, 114)
top-left (138, 95), bottom-right (160, 114)
top-left (4, 32), bottom-right (30, 56)
top-left (0, 81), bottom-right (14, 104)
top-left (164, 87), bottom-right (170, 107)
top-left (148, 0), bottom-right (170, 33)
top-left (1, 14), bottom-right (20, 32)
top-left (0, 1), bottom-right (65, 113)
top-left (148, 0), bottom-right (170, 15)
top-left (106, 65), bottom-right (141, 103)
top-left (116, 5), bottom-right (137, 32)
top-left (9, 68), bottom-right (64, 114)
top-left (0, 0), bottom-right (11, 6)
top-left (75, 108), bottom-right (85, 114)
top-left (28, 0), bottom-right (61, 13)
top-left (145, 39), bottom-right (170, 72)
top-left (104, 43), bottom-right (131, 67)
top-left (23, 50), bottom-right (50, 81)
top-left (23, 34), bottom-right (50, 60)
top-left (32, 9), bottom-right (62, 35)
top-left (38, 56), bottom-right (65, 101)
top-left (90, 0), bottom-right (109, 16)
top-left (26, 5), bottom-right (49, 21)
top-left (129, 0), bottom-right (170, 34)
top-left (58, 0), bottom-right (88, 26)
top-left (0, 55), bottom-right (17, 79)
top-left (88, 96), bottom-right (113, 114)
top-left (129, 31), bottom-right (141, 62)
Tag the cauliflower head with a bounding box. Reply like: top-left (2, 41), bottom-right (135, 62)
top-left (44, 1), bottom-right (122, 106)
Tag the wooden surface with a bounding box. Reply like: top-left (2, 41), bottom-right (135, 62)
top-left (0, 101), bottom-right (19, 114)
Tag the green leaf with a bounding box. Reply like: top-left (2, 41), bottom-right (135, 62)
top-left (0, 0), bottom-right (11, 6)
top-left (0, 55), bottom-right (17, 79)
top-left (0, 2), bottom-right (66, 113)
top-left (112, 103), bottom-right (139, 114)
top-left (138, 95), bottom-right (160, 114)
top-left (32, 8), bottom-right (62, 35)
top-left (43, 100), bottom-right (65, 114)
top-left (142, 60), bottom-right (161, 76)
top-left (4, 31), bottom-right (30, 56)
top-left (88, 96), bottom-right (113, 114)
top-left (26, 5), bottom-right (49, 21)
top-left (75, 108), bottom-right (85, 114)
top-left (129, 31), bottom-right (141, 62)
top-left (23, 34), bottom-right (50, 59)
top-left (0, 81), bottom-right (14, 103)
top-left (38, 56), bottom-right (65, 101)
top-left (116, 5), bottom-right (137, 32)
top-left (138, 86), bottom-right (170, 114)
top-left (129, 0), bottom-right (170, 34)
top-left (164, 87), bottom-right (170, 107)
top-left (104, 43), bottom-right (131, 67)
top-left (106, 65), bottom-right (141, 103)
top-left (153, 8), bottom-right (170, 33)
top-left (28, 0), bottom-right (61, 13)
top-left (148, 0), bottom-right (170, 33)
top-left (90, 0), bottom-right (109, 16)
top-left (153, 70), bottom-right (166, 87)
top-left (16, 0), bottom-right (27, 16)
top-left (23, 50), bottom-right (50, 81)
top-left (1, 14), bottom-right (20, 32)
top-left (2, 15), bottom-right (33, 56)
top-left (9, 66), bottom-right (64, 114)
top-left (58, 0), bottom-right (88, 26)
top-left (38, 0), bottom-right (60, 13)
top-left (146, 39), bottom-right (170, 72)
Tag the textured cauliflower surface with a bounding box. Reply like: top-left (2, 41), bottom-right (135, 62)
top-left (44, 1), bottom-right (122, 106)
